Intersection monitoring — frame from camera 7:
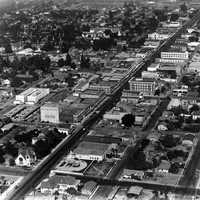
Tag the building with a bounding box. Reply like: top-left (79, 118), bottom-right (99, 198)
top-left (161, 50), bottom-right (189, 60)
top-left (15, 148), bottom-right (36, 167)
top-left (81, 181), bottom-right (97, 196)
top-left (80, 89), bottom-right (105, 99)
top-left (40, 103), bottom-right (60, 123)
top-left (148, 32), bottom-right (171, 41)
top-left (73, 80), bottom-right (89, 97)
top-left (40, 175), bottom-right (80, 194)
top-left (129, 78), bottom-right (157, 95)
top-left (188, 62), bottom-right (200, 73)
top-left (121, 90), bottom-right (158, 105)
top-left (15, 88), bottom-right (50, 105)
top-left (103, 107), bottom-right (127, 123)
top-left (127, 186), bottom-right (143, 198)
top-left (72, 141), bottom-right (111, 162)
top-left (142, 71), bottom-right (159, 79)
top-left (136, 47), bottom-right (152, 58)
top-left (157, 160), bottom-right (170, 173)
top-left (89, 81), bottom-right (116, 94)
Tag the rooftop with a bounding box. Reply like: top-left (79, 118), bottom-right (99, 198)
top-left (40, 175), bottom-right (80, 189)
top-left (73, 141), bottom-right (110, 156)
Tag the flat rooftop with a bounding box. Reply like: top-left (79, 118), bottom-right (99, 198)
top-left (73, 141), bottom-right (110, 156)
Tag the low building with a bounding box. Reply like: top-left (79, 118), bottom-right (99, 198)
top-left (40, 175), bottom-right (80, 194)
top-left (188, 62), bottom-right (200, 73)
top-left (72, 141), bottom-right (111, 162)
top-left (81, 181), bottom-right (97, 196)
top-left (157, 160), bottom-right (170, 173)
top-left (89, 81), bottom-right (116, 94)
top-left (182, 133), bottom-right (195, 146)
top-left (80, 89), bottom-right (104, 99)
top-left (103, 107), bottom-right (127, 123)
top-left (127, 186), bottom-right (143, 198)
top-left (136, 47), bottom-right (152, 58)
top-left (142, 71), bottom-right (159, 79)
top-left (15, 88), bottom-right (50, 105)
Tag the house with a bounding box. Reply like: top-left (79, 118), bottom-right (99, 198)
top-left (157, 122), bottom-right (168, 131)
top-left (15, 148), bottom-right (37, 167)
top-left (191, 111), bottom-right (200, 120)
top-left (40, 175), bottom-right (80, 194)
top-left (127, 186), bottom-right (143, 198)
top-left (157, 160), bottom-right (171, 173)
top-left (161, 111), bottom-right (175, 120)
top-left (147, 132), bottom-right (160, 142)
top-left (182, 133), bottom-right (195, 147)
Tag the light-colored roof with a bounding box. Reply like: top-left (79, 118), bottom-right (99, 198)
top-left (41, 175), bottom-right (80, 189)
top-left (127, 186), bottom-right (143, 196)
top-left (73, 141), bottom-right (110, 156)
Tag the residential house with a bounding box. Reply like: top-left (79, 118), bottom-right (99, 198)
top-left (182, 133), bottom-right (195, 147)
top-left (157, 122), bottom-right (168, 131)
top-left (157, 160), bottom-right (171, 173)
top-left (191, 111), bottom-right (200, 120)
top-left (15, 148), bottom-right (37, 167)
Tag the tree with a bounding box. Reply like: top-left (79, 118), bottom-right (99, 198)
top-left (34, 140), bottom-right (50, 159)
top-left (57, 58), bottom-right (65, 68)
top-left (80, 54), bottom-right (90, 69)
top-left (4, 142), bottom-right (18, 157)
top-left (4, 43), bottom-right (12, 53)
top-left (121, 114), bottom-right (135, 127)
top-left (11, 77), bottom-right (23, 87)
top-left (65, 53), bottom-right (72, 66)
top-left (169, 163), bottom-right (179, 174)
top-left (180, 3), bottom-right (187, 13)
top-left (189, 104), bottom-right (199, 113)
top-left (170, 13), bottom-right (179, 21)
top-left (160, 134), bottom-right (179, 148)
top-left (170, 106), bottom-right (187, 116)
top-left (154, 89), bottom-right (160, 96)
top-left (126, 149), bottom-right (152, 170)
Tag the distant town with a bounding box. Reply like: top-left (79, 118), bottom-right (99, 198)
top-left (0, 0), bottom-right (200, 200)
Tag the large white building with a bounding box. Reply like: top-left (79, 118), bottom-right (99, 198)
top-left (161, 50), bottom-right (189, 60)
top-left (14, 88), bottom-right (50, 105)
top-left (40, 103), bottom-right (60, 123)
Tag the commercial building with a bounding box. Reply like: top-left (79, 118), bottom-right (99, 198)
top-left (72, 141), bottom-right (111, 162)
top-left (103, 107), bottom-right (127, 123)
top-left (80, 89), bottom-right (105, 99)
top-left (40, 175), bottom-right (80, 194)
top-left (142, 71), bottom-right (159, 79)
top-left (89, 81), bottom-right (116, 94)
top-left (136, 47), bottom-right (152, 58)
top-left (161, 50), bottom-right (189, 60)
top-left (15, 88), bottom-right (50, 105)
top-left (129, 78), bottom-right (157, 95)
top-left (40, 103), bottom-right (60, 123)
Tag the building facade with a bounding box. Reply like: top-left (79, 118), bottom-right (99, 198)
top-left (129, 78), bottom-right (157, 95)
top-left (40, 103), bottom-right (60, 123)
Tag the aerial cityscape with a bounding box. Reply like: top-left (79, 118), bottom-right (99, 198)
top-left (1, 0), bottom-right (200, 200)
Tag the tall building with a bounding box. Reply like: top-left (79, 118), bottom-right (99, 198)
top-left (40, 103), bottom-right (60, 124)
top-left (129, 78), bottom-right (157, 95)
